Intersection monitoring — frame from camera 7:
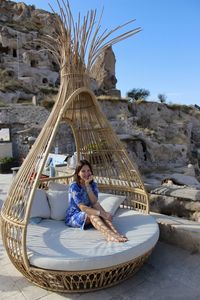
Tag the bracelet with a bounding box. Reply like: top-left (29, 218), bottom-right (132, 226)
top-left (86, 185), bottom-right (92, 193)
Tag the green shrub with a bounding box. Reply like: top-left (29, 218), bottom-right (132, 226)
top-left (0, 157), bottom-right (14, 163)
top-left (41, 98), bottom-right (55, 109)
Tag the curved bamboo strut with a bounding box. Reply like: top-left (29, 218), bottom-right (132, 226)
top-left (37, 0), bottom-right (141, 74)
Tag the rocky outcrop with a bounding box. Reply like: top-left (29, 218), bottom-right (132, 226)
top-left (0, 0), bottom-right (117, 104)
top-left (124, 101), bottom-right (200, 175)
top-left (90, 46), bottom-right (120, 97)
top-left (150, 190), bottom-right (200, 222)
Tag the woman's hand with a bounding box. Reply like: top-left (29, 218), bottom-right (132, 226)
top-left (93, 202), bottom-right (112, 221)
top-left (101, 211), bottom-right (112, 221)
top-left (85, 175), bottom-right (93, 186)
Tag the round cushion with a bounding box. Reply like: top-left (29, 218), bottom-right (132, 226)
top-left (27, 209), bottom-right (159, 271)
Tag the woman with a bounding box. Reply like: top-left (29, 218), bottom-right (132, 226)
top-left (65, 159), bottom-right (128, 242)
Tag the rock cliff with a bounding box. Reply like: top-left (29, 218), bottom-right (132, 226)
top-left (0, 0), bottom-right (118, 104)
top-left (1, 100), bottom-right (200, 176)
top-left (100, 100), bottom-right (200, 176)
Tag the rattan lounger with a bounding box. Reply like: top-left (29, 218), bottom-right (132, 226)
top-left (1, 1), bottom-right (159, 292)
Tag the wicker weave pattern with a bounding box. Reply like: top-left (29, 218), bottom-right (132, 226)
top-left (0, 1), bottom-right (152, 292)
top-left (23, 250), bottom-right (152, 293)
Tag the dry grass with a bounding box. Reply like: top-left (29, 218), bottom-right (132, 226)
top-left (40, 94), bottom-right (56, 109)
top-left (0, 101), bottom-right (7, 107)
top-left (193, 110), bottom-right (200, 119)
top-left (3, 19), bottom-right (44, 33)
top-left (39, 86), bottom-right (59, 95)
top-left (97, 95), bottom-right (127, 102)
top-left (0, 68), bottom-right (31, 92)
top-left (143, 127), bottom-right (156, 137)
top-left (166, 103), bottom-right (193, 114)
top-left (134, 99), bottom-right (147, 104)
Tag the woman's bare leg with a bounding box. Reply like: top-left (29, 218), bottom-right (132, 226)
top-left (104, 219), bottom-right (128, 241)
top-left (89, 215), bottom-right (126, 242)
top-left (92, 203), bottom-right (128, 241)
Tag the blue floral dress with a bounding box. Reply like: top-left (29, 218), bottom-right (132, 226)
top-left (65, 181), bottom-right (99, 230)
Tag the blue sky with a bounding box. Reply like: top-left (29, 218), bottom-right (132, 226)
top-left (14, 0), bottom-right (200, 105)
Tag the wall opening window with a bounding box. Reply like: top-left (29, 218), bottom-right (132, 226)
top-left (0, 128), bottom-right (11, 142)
top-left (42, 78), bottom-right (48, 84)
top-left (30, 60), bottom-right (38, 67)
top-left (13, 49), bottom-right (17, 57)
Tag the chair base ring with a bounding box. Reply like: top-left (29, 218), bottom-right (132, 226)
top-left (22, 249), bottom-right (152, 293)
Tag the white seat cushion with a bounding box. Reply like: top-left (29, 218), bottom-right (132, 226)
top-left (98, 192), bottom-right (126, 216)
top-left (30, 189), bottom-right (50, 219)
top-left (27, 209), bottom-right (159, 271)
top-left (46, 190), bottom-right (68, 220)
top-left (46, 183), bottom-right (68, 220)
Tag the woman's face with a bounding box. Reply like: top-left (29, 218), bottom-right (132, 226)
top-left (78, 164), bottom-right (92, 182)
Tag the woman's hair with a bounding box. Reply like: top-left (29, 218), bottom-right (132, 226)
top-left (74, 159), bottom-right (93, 184)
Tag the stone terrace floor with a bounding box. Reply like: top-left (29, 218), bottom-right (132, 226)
top-left (1, 174), bottom-right (200, 300)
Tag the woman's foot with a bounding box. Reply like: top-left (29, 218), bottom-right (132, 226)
top-left (104, 220), bottom-right (128, 241)
top-left (106, 233), bottom-right (127, 243)
top-left (118, 234), bottom-right (128, 242)
top-left (118, 235), bottom-right (128, 242)
top-left (106, 235), bottom-right (121, 242)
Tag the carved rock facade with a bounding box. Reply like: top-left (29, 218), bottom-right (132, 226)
top-left (0, 0), bottom-right (118, 104)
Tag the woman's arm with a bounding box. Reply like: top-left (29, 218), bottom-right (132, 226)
top-left (85, 184), bottom-right (98, 205)
top-left (79, 203), bottom-right (100, 216)
top-left (93, 202), bottom-right (112, 221)
top-left (84, 177), bottom-right (112, 221)
top-left (84, 176), bottom-right (98, 205)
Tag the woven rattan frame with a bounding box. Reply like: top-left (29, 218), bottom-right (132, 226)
top-left (1, 1), bottom-right (151, 292)
top-left (23, 249), bottom-right (153, 293)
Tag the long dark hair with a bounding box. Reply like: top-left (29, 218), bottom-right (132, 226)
top-left (74, 159), bottom-right (93, 184)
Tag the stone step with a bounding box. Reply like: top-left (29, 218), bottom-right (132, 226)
top-left (151, 212), bottom-right (200, 253)
top-left (150, 185), bottom-right (200, 201)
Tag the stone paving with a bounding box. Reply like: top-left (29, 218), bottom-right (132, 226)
top-left (1, 174), bottom-right (200, 300)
